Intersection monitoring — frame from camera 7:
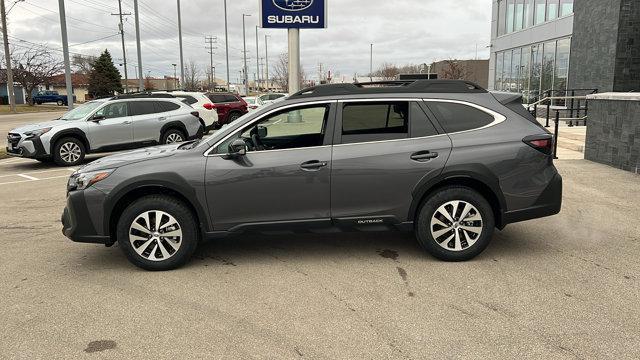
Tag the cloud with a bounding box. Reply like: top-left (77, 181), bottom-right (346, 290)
top-left (5, 0), bottom-right (491, 82)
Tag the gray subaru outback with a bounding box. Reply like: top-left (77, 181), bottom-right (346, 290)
top-left (61, 80), bottom-right (562, 270)
top-left (7, 93), bottom-right (204, 166)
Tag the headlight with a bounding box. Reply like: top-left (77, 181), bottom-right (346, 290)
top-left (24, 127), bottom-right (52, 139)
top-left (67, 169), bottom-right (114, 191)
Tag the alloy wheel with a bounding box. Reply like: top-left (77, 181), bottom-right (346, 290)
top-left (165, 133), bottom-right (183, 143)
top-left (430, 200), bottom-right (483, 251)
top-left (129, 210), bottom-right (182, 261)
top-left (59, 142), bottom-right (81, 163)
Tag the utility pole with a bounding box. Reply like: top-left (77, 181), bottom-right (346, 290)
top-left (259, 57), bottom-right (264, 90)
top-left (318, 62), bottom-right (323, 84)
top-left (370, 43), bottom-right (373, 82)
top-left (242, 14), bottom-right (251, 96)
top-left (264, 34), bottom-right (270, 92)
top-left (255, 26), bottom-right (260, 92)
top-left (176, 0), bottom-right (184, 88)
top-left (112, 0), bottom-right (131, 92)
top-left (57, 0), bottom-right (73, 110)
top-left (133, 0), bottom-right (143, 91)
top-left (223, 0), bottom-right (230, 90)
top-left (1, 0), bottom-right (16, 112)
top-left (205, 36), bottom-right (217, 90)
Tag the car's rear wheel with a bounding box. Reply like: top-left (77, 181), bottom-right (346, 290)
top-left (117, 195), bottom-right (199, 271)
top-left (228, 112), bottom-right (241, 122)
top-left (161, 128), bottom-right (185, 144)
top-left (56, 99), bottom-right (64, 106)
top-left (415, 186), bottom-right (494, 261)
top-left (53, 137), bottom-right (85, 166)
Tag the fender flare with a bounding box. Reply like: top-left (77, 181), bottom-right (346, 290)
top-left (159, 121), bottom-right (188, 141)
top-left (49, 128), bottom-right (90, 153)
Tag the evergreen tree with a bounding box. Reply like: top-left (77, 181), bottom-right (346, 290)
top-left (88, 50), bottom-right (123, 98)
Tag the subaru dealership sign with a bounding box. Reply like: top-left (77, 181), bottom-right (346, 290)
top-left (260, 0), bottom-right (327, 28)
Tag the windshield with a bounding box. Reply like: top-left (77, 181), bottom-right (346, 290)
top-left (245, 98), bottom-right (256, 104)
top-left (59, 101), bottom-right (104, 120)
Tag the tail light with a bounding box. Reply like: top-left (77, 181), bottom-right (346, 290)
top-left (523, 135), bottom-right (553, 155)
top-left (190, 111), bottom-right (200, 118)
top-left (203, 103), bottom-right (215, 110)
top-left (249, 105), bottom-right (258, 109)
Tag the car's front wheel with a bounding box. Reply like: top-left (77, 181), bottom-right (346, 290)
top-left (53, 137), bottom-right (85, 166)
top-left (117, 195), bottom-right (199, 271)
top-left (161, 128), bottom-right (186, 144)
top-left (415, 186), bottom-right (494, 261)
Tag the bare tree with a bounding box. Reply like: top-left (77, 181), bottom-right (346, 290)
top-left (440, 60), bottom-right (472, 81)
top-left (10, 45), bottom-right (64, 105)
top-left (272, 53), bottom-right (305, 91)
top-left (71, 54), bottom-right (97, 75)
top-left (183, 60), bottom-right (201, 91)
top-left (144, 75), bottom-right (155, 90)
top-left (372, 62), bottom-right (400, 80)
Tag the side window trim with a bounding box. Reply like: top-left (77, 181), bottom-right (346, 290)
top-left (422, 99), bottom-right (506, 135)
top-left (204, 100), bottom-right (337, 156)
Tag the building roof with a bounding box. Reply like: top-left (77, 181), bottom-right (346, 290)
top-left (48, 73), bottom-right (90, 86)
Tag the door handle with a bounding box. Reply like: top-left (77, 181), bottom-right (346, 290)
top-left (300, 160), bottom-right (328, 171)
top-left (410, 151), bottom-right (438, 161)
top-left (158, 117), bottom-right (167, 121)
top-left (123, 120), bottom-right (132, 125)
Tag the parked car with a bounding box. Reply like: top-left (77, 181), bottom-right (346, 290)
top-left (205, 92), bottom-right (248, 127)
top-left (7, 93), bottom-right (203, 166)
top-left (61, 80), bottom-right (562, 270)
top-left (243, 96), bottom-right (263, 112)
top-left (258, 93), bottom-right (288, 105)
top-left (156, 91), bottom-right (218, 132)
top-left (33, 90), bottom-right (76, 106)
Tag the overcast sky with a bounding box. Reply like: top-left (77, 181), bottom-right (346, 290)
top-left (6, 0), bottom-right (492, 83)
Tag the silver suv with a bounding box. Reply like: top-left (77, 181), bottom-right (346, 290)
top-left (7, 94), bottom-right (204, 166)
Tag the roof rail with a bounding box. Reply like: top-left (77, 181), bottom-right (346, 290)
top-left (289, 79), bottom-right (486, 99)
top-left (111, 91), bottom-right (176, 100)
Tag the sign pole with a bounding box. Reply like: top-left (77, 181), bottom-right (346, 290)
top-left (288, 28), bottom-right (300, 94)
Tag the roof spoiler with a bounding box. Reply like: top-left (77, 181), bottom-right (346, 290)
top-left (490, 91), bottom-right (523, 105)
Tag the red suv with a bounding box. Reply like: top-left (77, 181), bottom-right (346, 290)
top-left (205, 92), bottom-right (248, 127)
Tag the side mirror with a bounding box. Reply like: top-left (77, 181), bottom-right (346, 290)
top-left (228, 139), bottom-right (247, 157)
top-left (91, 114), bottom-right (105, 122)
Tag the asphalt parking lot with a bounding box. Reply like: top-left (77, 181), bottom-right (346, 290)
top-left (0, 151), bottom-right (638, 359)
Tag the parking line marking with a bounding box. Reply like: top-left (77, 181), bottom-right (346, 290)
top-left (0, 168), bottom-right (76, 178)
top-left (0, 174), bottom-right (69, 186)
top-left (17, 174), bottom-right (39, 180)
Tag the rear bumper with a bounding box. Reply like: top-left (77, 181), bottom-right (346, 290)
top-left (61, 189), bottom-right (111, 244)
top-left (502, 173), bottom-right (562, 225)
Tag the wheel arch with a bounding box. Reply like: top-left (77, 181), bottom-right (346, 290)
top-left (50, 128), bottom-right (90, 153)
top-left (409, 168), bottom-right (507, 229)
top-left (105, 182), bottom-right (210, 244)
top-left (159, 121), bottom-right (188, 141)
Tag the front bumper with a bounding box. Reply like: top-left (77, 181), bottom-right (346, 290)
top-left (61, 188), bottom-right (111, 244)
top-left (5, 136), bottom-right (49, 159)
top-left (502, 173), bottom-right (563, 225)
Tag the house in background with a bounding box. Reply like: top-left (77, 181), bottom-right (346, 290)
top-left (0, 82), bottom-right (26, 105)
top-left (122, 76), bottom-right (180, 92)
top-left (46, 73), bottom-right (90, 102)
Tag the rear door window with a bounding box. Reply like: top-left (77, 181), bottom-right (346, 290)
top-left (341, 102), bottom-right (409, 144)
top-left (207, 94), bottom-right (227, 103)
top-left (224, 94), bottom-right (240, 103)
top-left (425, 101), bottom-right (495, 133)
top-left (177, 95), bottom-right (198, 105)
top-left (129, 101), bottom-right (159, 116)
top-left (155, 101), bottom-right (181, 112)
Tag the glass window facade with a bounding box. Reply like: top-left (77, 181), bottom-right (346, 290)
top-left (494, 37), bottom-right (571, 104)
top-left (498, 0), bottom-right (572, 35)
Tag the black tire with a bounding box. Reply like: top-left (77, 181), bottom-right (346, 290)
top-left (161, 128), bottom-right (186, 144)
top-left (227, 112), bottom-right (241, 122)
top-left (415, 186), bottom-right (494, 261)
top-left (56, 99), bottom-right (64, 106)
top-left (36, 101), bottom-right (42, 105)
top-left (52, 137), bottom-right (85, 166)
top-left (117, 195), bottom-right (199, 271)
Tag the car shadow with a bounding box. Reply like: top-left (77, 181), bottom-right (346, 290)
top-left (76, 225), bottom-right (546, 271)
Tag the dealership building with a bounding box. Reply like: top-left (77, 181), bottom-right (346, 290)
top-left (488, 0), bottom-right (640, 103)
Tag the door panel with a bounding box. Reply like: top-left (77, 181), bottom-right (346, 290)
top-left (130, 101), bottom-right (164, 142)
top-left (86, 102), bottom-right (132, 149)
top-left (205, 146), bottom-right (332, 230)
top-left (331, 136), bottom-right (451, 221)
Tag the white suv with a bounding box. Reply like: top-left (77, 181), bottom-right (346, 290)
top-left (162, 91), bottom-right (219, 132)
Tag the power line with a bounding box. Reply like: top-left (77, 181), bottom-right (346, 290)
top-left (69, 33), bottom-right (120, 47)
top-left (22, 1), bottom-right (114, 30)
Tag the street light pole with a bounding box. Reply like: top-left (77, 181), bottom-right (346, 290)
top-left (265, 34), bottom-right (270, 92)
top-left (242, 14), bottom-right (251, 96)
top-left (58, 0), bottom-right (73, 110)
top-left (255, 26), bottom-right (260, 92)
top-left (223, 0), bottom-right (230, 91)
top-left (288, 29), bottom-right (300, 93)
top-left (133, 0), bottom-right (144, 91)
top-left (370, 43), bottom-right (373, 82)
top-left (172, 63), bottom-right (177, 89)
top-left (177, 0), bottom-right (184, 89)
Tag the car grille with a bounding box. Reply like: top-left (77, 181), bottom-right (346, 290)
top-left (7, 133), bottom-right (21, 147)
